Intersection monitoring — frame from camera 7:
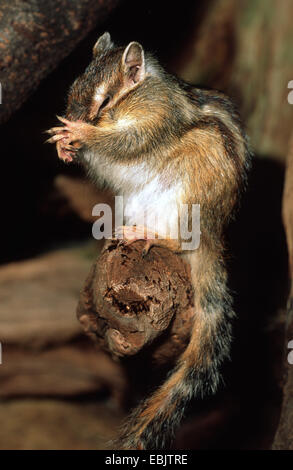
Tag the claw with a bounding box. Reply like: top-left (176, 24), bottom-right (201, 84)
top-left (57, 115), bottom-right (71, 125)
top-left (63, 144), bottom-right (76, 151)
top-left (45, 134), bottom-right (67, 144)
top-left (57, 116), bottom-right (84, 130)
top-left (45, 127), bottom-right (67, 135)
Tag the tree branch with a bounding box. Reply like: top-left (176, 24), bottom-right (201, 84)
top-left (0, 0), bottom-right (120, 124)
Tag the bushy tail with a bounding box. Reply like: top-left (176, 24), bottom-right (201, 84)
top-left (114, 251), bottom-right (234, 450)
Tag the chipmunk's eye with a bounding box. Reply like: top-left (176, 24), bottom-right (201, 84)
top-left (99, 95), bottom-right (111, 111)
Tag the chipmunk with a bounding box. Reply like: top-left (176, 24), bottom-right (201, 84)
top-left (46, 32), bottom-right (251, 450)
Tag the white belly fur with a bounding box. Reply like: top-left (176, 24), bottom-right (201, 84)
top-left (84, 150), bottom-right (181, 236)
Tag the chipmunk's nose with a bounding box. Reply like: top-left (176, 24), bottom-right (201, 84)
top-left (89, 94), bottom-right (111, 121)
top-left (88, 100), bottom-right (101, 121)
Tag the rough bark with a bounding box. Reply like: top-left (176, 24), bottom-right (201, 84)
top-left (0, 0), bottom-right (120, 124)
top-left (77, 240), bottom-right (195, 365)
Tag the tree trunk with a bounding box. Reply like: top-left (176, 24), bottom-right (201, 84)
top-left (0, 0), bottom-right (120, 124)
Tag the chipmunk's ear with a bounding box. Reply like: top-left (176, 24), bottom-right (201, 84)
top-left (122, 42), bottom-right (145, 84)
top-left (93, 32), bottom-right (114, 57)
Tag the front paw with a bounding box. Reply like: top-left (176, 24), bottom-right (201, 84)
top-left (55, 138), bottom-right (78, 163)
top-left (45, 116), bottom-right (88, 162)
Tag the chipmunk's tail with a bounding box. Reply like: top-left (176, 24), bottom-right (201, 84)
top-left (114, 252), bottom-right (234, 450)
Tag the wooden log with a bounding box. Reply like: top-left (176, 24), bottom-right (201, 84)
top-left (0, 345), bottom-right (126, 401)
top-left (0, 246), bottom-right (127, 401)
top-left (0, 0), bottom-right (120, 124)
top-left (0, 399), bottom-right (124, 450)
top-left (77, 240), bottom-right (195, 366)
top-left (0, 248), bottom-right (91, 347)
